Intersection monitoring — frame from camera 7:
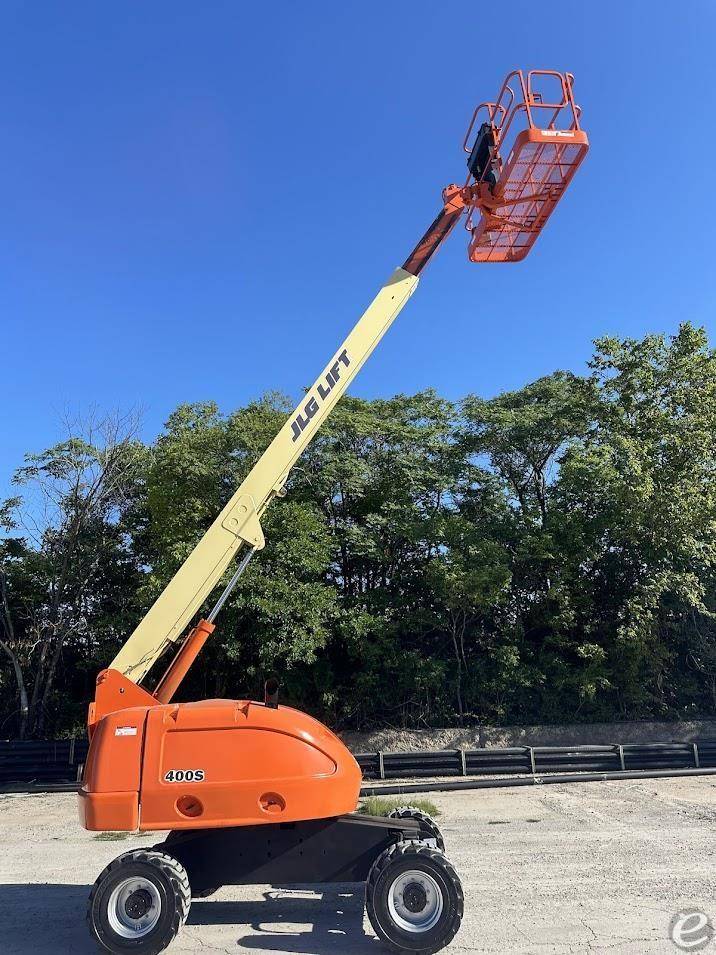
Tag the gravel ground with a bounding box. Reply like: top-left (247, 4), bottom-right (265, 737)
top-left (1, 776), bottom-right (715, 953)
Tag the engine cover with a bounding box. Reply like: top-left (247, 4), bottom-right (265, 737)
top-left (78, 672), bottom-right (362, 832)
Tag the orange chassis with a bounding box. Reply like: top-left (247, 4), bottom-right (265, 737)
top-left (79, 668), bottom-right (364, 833)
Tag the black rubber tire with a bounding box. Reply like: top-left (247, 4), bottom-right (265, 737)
top-left (388, 806), bottom-right (446, 852)
top-left (87, 849), bottom-right (191, 954)
top-left (366, 841), bottom-right (463, 954)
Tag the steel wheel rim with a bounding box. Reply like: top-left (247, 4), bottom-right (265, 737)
top-left (107, 877), bottom-right (162, 939)
top-left (387, 868), bottom-right (443, 933)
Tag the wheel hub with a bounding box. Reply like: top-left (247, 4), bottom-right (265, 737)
top-left (387, 868), bottom-right (444, 934)
top-left (107, 877), bottom-right (162, 940)
top-left (125, 888), bottom-right (153, 920)
top-left (403, 881), bottom-right (428, 913)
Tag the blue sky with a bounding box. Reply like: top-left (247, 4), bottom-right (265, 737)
top-left (2, 1), bottom-right (715, 493)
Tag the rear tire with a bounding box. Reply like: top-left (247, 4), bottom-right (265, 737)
top-left (87, 849), bottom-right (191, 954)
top-left (366, 841), bottom-right (463, 953)
top-left (388, 806), bottom-right (445, 852)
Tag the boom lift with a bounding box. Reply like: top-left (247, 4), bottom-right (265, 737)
top-left (82, 70), bottom-right (588, 955)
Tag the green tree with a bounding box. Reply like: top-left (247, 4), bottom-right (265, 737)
top-left (296, 391), bottom-right (466, 726)
top-left (558, 323), bottom-right (716, 716)
top-left (0, 412), bottom-right (143, 736)
top-left (4, 324), bottom-right (716, 736)
top-left (461, 372), bottom-right (600, 721)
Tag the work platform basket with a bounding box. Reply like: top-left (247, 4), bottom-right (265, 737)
top-left (463, 69), bottom-right (588, 263)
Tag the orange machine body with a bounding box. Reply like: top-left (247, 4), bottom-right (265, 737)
top-left (79, 670), bottom-right (362, 832)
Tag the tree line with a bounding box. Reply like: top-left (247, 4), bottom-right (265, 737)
top-left (2, 322), bottom-right (716, 738)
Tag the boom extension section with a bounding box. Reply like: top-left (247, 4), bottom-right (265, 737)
top-left (107, 68), bottom-right (588, 701)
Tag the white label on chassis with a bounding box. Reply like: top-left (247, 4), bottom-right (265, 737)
top-left (115, 726), bottom-right (138, 736)
top-left (164, 769), bottom-right (205, 783)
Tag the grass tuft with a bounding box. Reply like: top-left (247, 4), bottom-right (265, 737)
top-left (93, 832), bottom-right (129, 842)
top-left (358, 796), bottom-right (440, 818)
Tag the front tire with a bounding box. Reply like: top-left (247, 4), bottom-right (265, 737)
top-left (366, 841), bottom-right (463, 953)
top-left (87, 849), bottom-right (191, 954)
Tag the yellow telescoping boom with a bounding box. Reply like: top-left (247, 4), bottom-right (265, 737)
top-left (113, 68), bottom-right (589, 696)
top-left (111, 265), bottom-right (421, 685)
